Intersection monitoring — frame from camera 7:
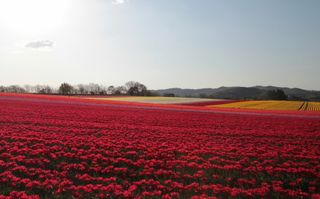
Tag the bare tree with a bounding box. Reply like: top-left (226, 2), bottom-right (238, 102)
top-left (114, 86), bottom-right (127, 95)
top-left (24, 85), bottom-right (34, 93)
top-left (86, 83), bottom-right (103, 95)
top-left (77, 84), bottom-right (87, 95)
top-left (0, 86), bottom-right (5, 92)
top-left (6, 85), bottom-right (26, 93)
top-left (34, 85), bottom-right (42, 93)
top-left (107, 86), bottom-right (115, 95)
top-left (39, 86), bottom-right (53, 94)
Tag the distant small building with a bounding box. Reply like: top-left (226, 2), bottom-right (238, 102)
top-left (163, 93), bottom-right (175, 97)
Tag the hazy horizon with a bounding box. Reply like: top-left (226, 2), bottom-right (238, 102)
top-left (2, 83), bottom-right (320, 92)
top-left (1, 0), bottom-right (320, 90)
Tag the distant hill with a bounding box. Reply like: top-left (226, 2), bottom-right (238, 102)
top-left (154, 86), bottom-right (320, 101)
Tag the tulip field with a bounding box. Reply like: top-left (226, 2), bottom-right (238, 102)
top-left (303, 102), bottom-right (320, 111)
top-left (0, 94), bottom-right (320, 199)
top-left (209, 100), bottom-right (320, 111)
top-left (87, 96), bottom-right (224, 105)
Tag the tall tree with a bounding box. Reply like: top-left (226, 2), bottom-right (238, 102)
top-left (58, 83), bottom-right (73, 95)
top-left (125, 81), bottom-right (148, 96)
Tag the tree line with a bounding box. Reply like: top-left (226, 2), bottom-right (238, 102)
top-left (0, 83), bottom-right (289, 100)
top-left (0, 81), bottom-right (156, 96)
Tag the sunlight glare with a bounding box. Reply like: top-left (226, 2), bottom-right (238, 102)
top-left (0, 0), bottom-right (69, 34)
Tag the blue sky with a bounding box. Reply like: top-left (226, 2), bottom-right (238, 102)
top-left (0, 0), bottom-right (319, 90)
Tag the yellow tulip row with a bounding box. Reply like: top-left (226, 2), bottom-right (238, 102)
top-left (208, 100), bottom-right (320, 111)
top-left (306, 102), bottom-right (320, 111)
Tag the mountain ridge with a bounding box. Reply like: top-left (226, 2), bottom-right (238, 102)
top-left (154, 86), bottom-right (320, 101)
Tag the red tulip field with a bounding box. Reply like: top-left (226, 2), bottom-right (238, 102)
top-left (0, 94), bottom-right (319, 199)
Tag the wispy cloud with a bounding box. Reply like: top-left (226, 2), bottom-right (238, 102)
top-left (112, 0), bottom-right (127, 5)
top-left (25, 40), bottom-right (54, 49)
